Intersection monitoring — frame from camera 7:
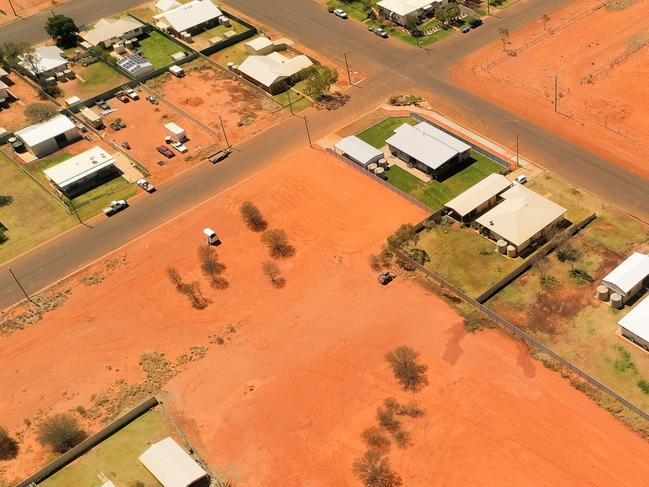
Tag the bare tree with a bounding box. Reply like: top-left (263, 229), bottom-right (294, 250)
top-left (361, 426), bottom-right (391, 453)
top-left (385, 346), bottom-right (428, 392)
top-left (198, 245), bottom-right (228, 289)
top-left (261, 229), bottom-right (295, 259)
top-left (240, 201), bottom-right (267, 232)
top-left (498, 27), bottom-right (511, 52)
top-left (541, 14), bottom-right (550, 32)
top-left (167, 267), bottom-right (183, 289)
top-left (352, 451), bottom-right (402, 487)
top-left (262, 260), bottom-right (286, 288)
top-left (180, 281), bottom-right (210, 309)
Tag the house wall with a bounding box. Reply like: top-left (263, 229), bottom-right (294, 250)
top-left (388, 143), bottom-right (457, 180)
top-left (53, 165), bottom-right (119, 197)
top-left (622, 327), bottom-right (649, 351)
top-left (343, 152), bottom-right (382, 168)
top-left (24, 127), bottom-right (81, 158)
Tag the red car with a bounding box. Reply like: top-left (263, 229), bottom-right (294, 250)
top-left (156, 145), bottom-right (175, 158)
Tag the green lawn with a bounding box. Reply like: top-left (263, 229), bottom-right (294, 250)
top-left (211, 41), bottom-right (248, 66)
top-left (385, 150), bottom-right (503, 209)
top-left (40, 408), bottom-right (179, 487)
top-left (273, 88), bottom-right (312, 113)
top-left (366, 18), bottom-right (455, 46)
top-left (327, 0), bottom-right (379, 21)
top-left (76, 61), bottom-right (128, 94)
top-left (357, 116), bottom-right (418, 148)
top-left (0, 154), bottom-right (74, 264)
top-left (138, 31), bottom-right (186, 69)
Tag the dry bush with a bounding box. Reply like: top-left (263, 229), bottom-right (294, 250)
top-left (352, 450), bottom-right (402, 487)
top-left (361, 426), bottom-right (391, 453)
top-left (167, 267), bottom-right (183, 289)
top-left (240, 200), bottom-right (267, 232)
top-left (37, 414), bottom-right (87, 454)
top-left (369, 254), bottom-right (382, 271)
top-left (392, 429), bottom-right (410, 449)
top-left (385, 346), bottom-right (428, 392)
top-left (198, 245), bottom-right (228, 289)
top-left (262, 260), bottom-right (286, 288)
top-left (180, 281), bottom-right (210, 309)
top-left (376, 407), bottom-right (401, 433)
top-left (0, 427), bottom-right (18, 460)
top-left (383, 397), bottom-right (424, 418)
top-left (261, 229), bottom-right (295, 259)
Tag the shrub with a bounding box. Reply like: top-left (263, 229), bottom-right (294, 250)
top-left (240, 201), bottom-right (267, 232)
top-left (376, 407), bottom-right (400, 433)
top-left (261, 229), bottom-right (295, 259)
top-left (180, 281), bottom-right (210, 309)
top-left (167, 267), bottom-right (183, 289)
top-left (361, 426), bottom-right (391, 453)
top-left (327, 0), bottom-right (337, 12)
top-left (198, 245), bottom-right (228, 289)
top-left (369, 254), bottom-right (382, 271)
top-left (352, 450), bottom-right (402, 487)
top-left (392, 429), bottom-right (410, 449)
top-left (0, 195), bottom-right (13, 207)
top-left (383, 397), bottom-right (423, 417)
top-left (37, 414), bottom-right (87, 454)
top-left (396, 256), bottom-right (416, 272)
top-left (408, 248), bottom-right (430, 265)
top-left (24, 102), bottom-right (58, 123)
top-left (379, 245), bottom-right (393, 267)
top-left (0, 427), bottom-right (19, 460)
top-left (262, 260), bottom-right (286, 288)
top-left (638, 379), bottom-right (649, 395)
top-left (387, 224), bottom-right (419, 249)
top-left (384, 346), bottom-right (428, 391)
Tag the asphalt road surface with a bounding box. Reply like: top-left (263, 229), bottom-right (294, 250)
top-left (1, 0), bottom-right (647, 309)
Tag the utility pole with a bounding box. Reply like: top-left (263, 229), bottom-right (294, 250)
top-left (68, 197), bottom-right (83, 224)
top-left (516, 133), bottom-right (519, 166)
top-left (303, 116), bottom-right (312, 148)
top-left (487, 0), bottom-right (490, 16)
top-left (343, 53), bottom-right (352, 85)
top-left (286, 86), bottom-right (294, 115)
top-left (218, 115), bottom-right (230, 148)
top-left (8, 267), bottom-right (35, 304)
top-left (554, 75), bottom-right (558, 113)
top-left (7, 0), bottom-right (17, 16)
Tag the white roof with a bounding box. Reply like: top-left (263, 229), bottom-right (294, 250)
top-left (377, 0), bottom-right (432, 16)
top-left (386, 123), bottom-right (458, 170)
top-left (0, 67), bottom-right (8, 77)
top-left (158, 0), bottom-right (222, 32)
top-left (15, 114), bottom-right (76, 147)
top-left (139, 437), bottom-right (208, 487)
top-left (334, 135), bottom-right (383, 166)
top-left (102, 481), bottom-right (116, 487)
top-left (164, 122), bottom-right (184, 134)
top-left (445, 173), bottom-right (511, 217)
top-left (81, 17), bottom-right (144, 45)
top-left (0, 80), bottom-right (9, 90)
top-left (245, 36), bottom-right (273, 51)
top-left (475, 184), bottom-right (566, 246)
top-left (18, 45), bottom-right (66, 75)
top-left (238, 53), bottom-right (313, 87)
top-left (156, 0), bottom-right (182, 11)
top-left (80, 106), bottom-right (101, 122)
top-left (414, 122), bottom-right (471, 154)
top-left (43, 146), bottom-right (115, 189)
top-left (619, 296), bottom-right (649, 341)
top-left (603, 252), bottom-right (649, 295)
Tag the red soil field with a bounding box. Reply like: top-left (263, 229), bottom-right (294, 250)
top-left (454, 0), bottom-right (649, 180)
top-left (0, 0), bottom-right (65, 24)
top-left (1, 150), bottom-right (649, 485)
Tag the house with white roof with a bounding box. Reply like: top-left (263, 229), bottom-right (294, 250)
top-left (475, 184), bottom-right (566, 255)
top-left (155, 0), bottom-right (182, 12)
top-left (377, 0), bottom-right (446, 25)
top-left (602, 252), bottom-right (649, 304)
top-left (139, 437), bottom-right (208, 487)
top-left (0, 79), bottom-right (9, 101)
top-left (445, 173), bottom-right (511, 221)
top-left (81, 17), bottom-right (145, 49)
top-left (237, 52), bottom-right (313, 94)
top-left (334, 135), bottom-right (384, 168)
top-left (619, 296), bottom-right (649, 350)
top-left (245, 36), bottom-right (275, 55)
top-left (385, 121), bottom-right (470, 179)
top-left (15, 114), bottom-right (80, 158)
top-left (18, 46), bottom-right (68, 78)
top-left (43, 146), bottom-right (117, 196)
top-left (154, 0), bottom-right (222, 37)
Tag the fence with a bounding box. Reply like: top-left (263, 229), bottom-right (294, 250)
top-left (390, 246), bottom-right (649, 423)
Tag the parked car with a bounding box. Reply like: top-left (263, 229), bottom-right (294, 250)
top-left (122, 87), bottom-right (139, 100)
top-left (368, 26), bottom-right (375, 32)
top-left (469, 19), bottom-right (483, 28)
top-left (209, 148), bottom-right (232, 163)
top-left (137, 178), bottom-right (156, 193)
top-left (375, 28), bottom-right (388, 38)
top-left (333, 8), bottom-right (348, 19)
top-left (461, 25), bottom-right (470, 33)
top-left (171, 140), bottom-right (188, 153)
top-left (95, 99), bottom-right (110, 110)
top-left (156, 145), bottom-right (175, 158)
top-left (203, 227), bottom-right (220, 245)
top-left (103, 199), bottom-right (128, 216)
top-left (146, 95), bottom-right (158, 105)
top-left (377, 271), bottom-right (394, 285)
top-left (118, 95), bottom-right (130, 103)
top-left (514, 174), bottom-right (528, 185)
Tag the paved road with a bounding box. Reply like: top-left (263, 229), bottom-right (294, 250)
top-left (1, 0), bottom-right (647, 308)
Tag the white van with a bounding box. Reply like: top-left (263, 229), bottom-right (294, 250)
top-left (203, 227), bottom-right (219, 245)
top-left (168, 65), bottom-right (185, 77)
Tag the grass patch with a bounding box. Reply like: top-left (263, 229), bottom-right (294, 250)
top-left (138, 31), bottom-right (185, 69)
top-left (357, 116), bottom-right (417, 148)
top-left (0, 154), bottom-right (74, 264)
top-left (366, 18), bottom-right (455, 46)
top-left (211, 41), bottom-right (248, 66)
top-left (74, 180), bottom-right (138, 221)
top-left (71, 60), bottom-right (128, 99)
top-left (328, 0), bottom-right (379, 21)
top-left (273, 88), bottom-right (312, 112)
top-left (192, 19), bottom-right (248, 44)
top-left (40, 409), bottom-right (179, 487)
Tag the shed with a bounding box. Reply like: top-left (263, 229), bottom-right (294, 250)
top-left (155, 0), bottom-right (182, 12)
top-left (619, 296), bottom-right (649, 350)
top-left (165, 122), bottom-right (186, 141)
top-left (43, 146), bottom-right (117, 196)
top-left (245, 36), bottom-right (274, 55)
top-left (139, 437), bottom-right (208, 487)
top-left (80, 107), bottom-right (104, 129)
top-left (445, 173), bottom-right (511, 220)
top-left (15, 114), bottom-right (80, 158)
top-left (65, 96), bottom-right (81, 106)
top-left (602, 252), bottom-right (649, 303)
top-left (334, 136), bottom-right (384, 168)
top-left (117, 54), bottom-right (154, 77)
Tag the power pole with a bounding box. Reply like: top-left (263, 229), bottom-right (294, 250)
top-left (286, 86), bottom-right (294, 115)
top-left (7, 0), bottom-right (17, 16)
top-left (516, 133), bottom-right (519, 166)
top-left (8, 267), bottom-right (34, 304)
top-left (554, 75), bottom-right (558, 113)
top-left (343, 53), bottom-right (352, 85)
top-left (218, 115), bottom-right (230, 148)
top-left (303, 116), bottom-right (312, 148)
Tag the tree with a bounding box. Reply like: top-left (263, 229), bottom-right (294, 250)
top-left (404, 15), bottom-right (421, 38)
top-left (384, 346), bottom-right (428, 391)
top-left (25, 102), bottom-right (58, 122)
top-left (44, 15), bottom-right (79, 48)
top-left (0, 195), bottom-right (13, 207)
top-left (387, 224), bottom-right (419, 249)
top-left (302, 65), bottom-right (339, 101)
top-left (261, 229), bottom-right (295, 259)
top-left (0, 42), bottom-right (30, 69)
top-left (541, 14), bottom-right (550, 32)
top-left (445, 3), bottom-right (461, 24)
top-left (435, 6), bottom-right (449, 27)
top-left (198, 245), bottom-right (228, 289)
top-left (0, 427), bottom-right (19, 460)
top-left (37, 414), bottom-right (87, 454)
top-left (556, 242), bottom-right (582, 271)
top-left (326, 0), bottom-right (337, 12)
top-left (240, 200), bottom-right (267, 232)
top-left (361, 0), bottom-right (374, 18)
top-left (352, 451), bottom-right (402, 487)
top-left (167, 267), bottom-right (183, 289)
top-left (408, 248), bottom-right (430, 265)
top-left (262, 260), bottom-right (286, 288)
top-left (361, 426), bottom-right (391, 453)
top-left (498, 27), bottom-right (511, 52)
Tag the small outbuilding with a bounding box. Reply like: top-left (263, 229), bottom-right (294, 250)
top-left (139, 437), bottom-right (208, 487)
top-left (15, 114), bottom-right (80, 158)
top-left (244, 36), bottom-right (275, 55)
top-left (334, 135), bottom-right (384, 168)
top-left (164, 122), bottom-right (187, 142)
top-left (444, 173), bottom-right (511, 221)
top-left (602, 252), bottom-right (649, 304)
top-left (79, 107), bottom-right (104, 129)
top-left (117, 54), bottom-right (154, 77)
top-left (43, 146), bottom-right (117, 197)
top-left (619, 296), bottom-right (649, 351)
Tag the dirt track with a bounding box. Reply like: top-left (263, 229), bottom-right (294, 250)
top-left (453, 0), bottom-right (649, 180)
top-left (2, 150), bottom-right (649, 485)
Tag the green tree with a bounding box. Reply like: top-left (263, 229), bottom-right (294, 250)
top-left (387, 223), bottom-right (419, 249)
top-left (302, 64), bottom-right (339, 101)
top-left (435, 5), bottom-right (449, 27)
top-left (44, 15), bottom-right (79, 48)
top-left (404, 15), bottom-right (422, 38)
top-left (361, 0), bottom-right (374, 18)
top-left (446, 3), bottom-right (461, 23)
top-left (557, 242), bottom-right (582, 271)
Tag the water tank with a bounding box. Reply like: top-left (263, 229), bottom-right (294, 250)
top-left (506, 245), bottom-right (517, 258)
top-left (367, 163), bottom-right (378, 173)
top-left (610, 293), bottom-right (624, 310)
top-left (596, 285), bottom-right (610, 302)
top-left (378, 158), bottom-right (387, 168)
top-left (497, 239), bottom-right (507, 254)
top-left (375, 167), bottom-right (386, 179)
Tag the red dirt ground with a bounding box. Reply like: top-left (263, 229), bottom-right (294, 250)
top-left (0, 0), bottom-right (66, 25)
top-left (100, 96), bottom-right (220, 182)
top-left (453, 0), bottom-right (649, 180)
top-left (0, 74), bottom-right (57, 132)
top-left (2, 150), bottom-right (649, 485)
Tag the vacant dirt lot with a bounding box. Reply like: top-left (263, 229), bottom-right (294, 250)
top-left (2, 150), bottom-right (649, 486)
top-left (0, 74), bottom-right (57, 132)
top-left (0, 0), bottom-right (65, 24)
top-left (454, 0), bottom-right (649, 180)
top-left (149, 60), bottom-right (284, 146)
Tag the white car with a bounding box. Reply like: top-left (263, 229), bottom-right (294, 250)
top-left (103, 199), bottom-right (128, 216)
top-left (125, 89), bottom-right (139, 100)
top-left (514, 174), bottom-right (528, 185)
top-left (137, 178), bottom-right (156, 193)
top-left (171, 140), bottom-right (188, 153)
top-left (333, 8), bottom-right (348, 18)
